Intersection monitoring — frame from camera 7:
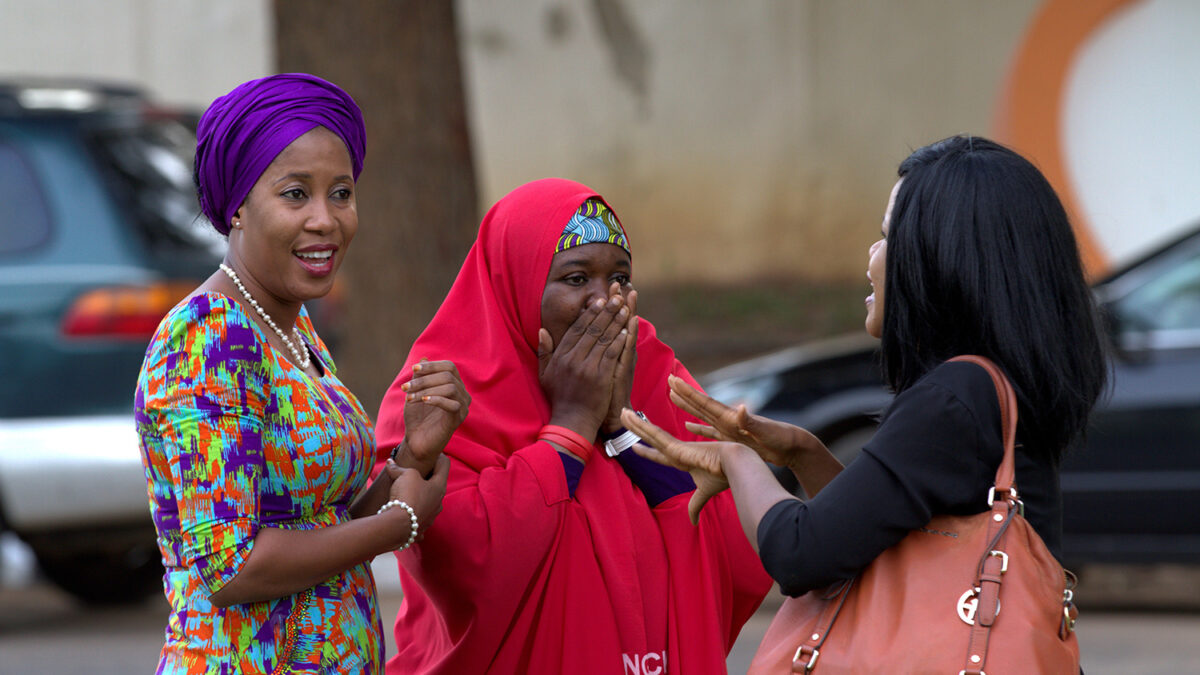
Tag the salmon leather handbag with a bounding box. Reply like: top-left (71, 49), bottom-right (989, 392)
top-left (748, 356), bottom-right (1080, 674)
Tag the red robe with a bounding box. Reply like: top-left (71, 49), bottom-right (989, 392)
top-left (376, 178), bottom-right (771, 674)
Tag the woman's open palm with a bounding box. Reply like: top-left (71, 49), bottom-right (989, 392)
top-left (621, 407), bottom-right (736, 525)
top-left (667, 374), bottom-right (819, 469)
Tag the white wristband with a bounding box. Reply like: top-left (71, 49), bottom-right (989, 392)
top-left (604, 411), bottom-right (647, 457)
top-left (377, 499), bottom-right (419, 552)
top-left (604, 430), bottom-right (639, 457)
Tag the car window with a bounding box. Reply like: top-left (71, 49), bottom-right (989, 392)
top-left (0, 140), bottom-right (53, 254)
top-left (85, 115), bottom-right (224, 258)
top-left (1112, 244), bottom-right (1200, 332)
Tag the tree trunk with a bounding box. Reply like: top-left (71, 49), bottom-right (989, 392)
top-left (274, 0), bottom-right (478, 418)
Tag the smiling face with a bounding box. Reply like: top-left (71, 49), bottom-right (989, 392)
top-left (227, 126), bottom-right (357, 312)
top-left (865, 179), bottom-right (900, 339)
top-left (541, 243), bottom-right (633, 346)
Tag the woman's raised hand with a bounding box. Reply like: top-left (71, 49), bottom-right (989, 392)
top-left (621, 407), bottom-right (734, 525)
top-left (603, 285), bottom-right (638, 435)
top-left (667, 374), bottom-right (817, 470)
top-left (538, 294), bottom-right (631, 440)
top-left (668, 375), bottom-right (844, 497)
top-left (393, 360), bottom-right (470, 476)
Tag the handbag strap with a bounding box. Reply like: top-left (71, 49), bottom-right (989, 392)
top-left (948, 355), bottom-right (1021, 675)
top-left (947, 356), bottom-right (1019, 495)
top-left (790, 578), bottom-right (854, 672)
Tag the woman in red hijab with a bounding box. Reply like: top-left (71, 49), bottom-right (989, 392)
top-left (375, 178), bottom-right (771, 674)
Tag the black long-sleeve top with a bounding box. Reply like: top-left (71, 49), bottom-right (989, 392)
top-left (758, 360), bottom-right (1064, 597)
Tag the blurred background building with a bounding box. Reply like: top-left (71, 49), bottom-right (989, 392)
top-left (1, 0), bottom-right (1197, 415)
top-left (4, 0), bottom-right (1196, 282)
top-left (3, 0), bottom-right (1198, 409)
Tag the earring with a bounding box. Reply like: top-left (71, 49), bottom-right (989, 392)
top-left (231, 219), bottom-right (242, 229)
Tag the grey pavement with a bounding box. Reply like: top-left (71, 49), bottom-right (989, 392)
top-left (3, 550), bottom-right (1200, 674)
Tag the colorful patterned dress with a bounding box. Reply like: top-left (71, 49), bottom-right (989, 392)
top-left (135, 292), bottom-right (382, 674)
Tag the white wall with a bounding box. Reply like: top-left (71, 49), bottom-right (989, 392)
top-left (1063, 0), bottom-right (1200, 266)
top-left (458, 0), bottom-right (1041, 282)
top-left (0, 0), bottom-right (271, 108)
top-left (0, 0), bottom-right (1064, 283)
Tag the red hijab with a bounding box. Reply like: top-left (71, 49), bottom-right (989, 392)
top-left (375, 178), bottom-right (769, 674)
top-left (376, 177), bottom-right (693, 469)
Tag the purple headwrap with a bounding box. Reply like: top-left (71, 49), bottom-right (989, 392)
top-left (194, 72), bottom-right (367, 235)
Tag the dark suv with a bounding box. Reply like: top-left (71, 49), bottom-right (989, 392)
top-left (0, 79), bottom-right (219, 603)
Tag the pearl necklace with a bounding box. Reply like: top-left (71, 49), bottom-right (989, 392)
top-left (219, 263), bottom-right (311, 369)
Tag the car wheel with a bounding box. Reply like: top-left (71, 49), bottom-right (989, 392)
top-left (824, 425), bottom-right (877, 467)
top-left (33, 542), bottom-right (163, 606)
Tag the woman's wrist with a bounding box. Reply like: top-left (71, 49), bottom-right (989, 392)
top-left (600, 403), bottom-right (631, 436)
top-left (719, 442), bottom-right (756, 473)
top-left (391, 440), bottom-right (438, 477)
top-left (782, 424), bottom-right (813, 471)
top-left (539, 424), bottom-right (595, 463)
top-left (377, 499), bottom-right (419, 552)
top-left (547, 410), bottom-right (603, 443)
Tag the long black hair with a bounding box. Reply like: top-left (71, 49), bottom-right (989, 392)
top-left (880, 135), bottom-right (1108, 456)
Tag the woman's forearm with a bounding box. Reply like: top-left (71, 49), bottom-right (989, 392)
top-left (349, 470), bottom-right (395, 519)
top-left (209, 507), bottom-right (412, 607)
top-left (720, 443), bottom-right (802, 553)
top-left (784, 424), bottom-right (844, 498)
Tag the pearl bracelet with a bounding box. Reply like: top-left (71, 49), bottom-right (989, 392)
top-left (377, 499), bottom-right (419, 552)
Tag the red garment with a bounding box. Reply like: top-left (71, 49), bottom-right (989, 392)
top-left (375, 178), bottom-right (771, 674)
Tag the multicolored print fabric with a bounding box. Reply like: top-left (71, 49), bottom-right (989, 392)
top-left (135, 292), bottom-right (382, 674)
top-left (555, 198), bottom-right (630, 254)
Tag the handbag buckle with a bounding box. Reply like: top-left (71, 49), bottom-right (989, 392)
top-left (1063, 604), bottom-right (1078, 631)
top-left (1060, 574), bottom-right (1079, 638)
top-left (792, 645), bottom-right (819, 672)
top-left (987, 550), bottom-right (1009, 574)
top-left (987, 487), bottom-right (1024, 516)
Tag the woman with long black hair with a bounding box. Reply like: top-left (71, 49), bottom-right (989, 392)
top-left (622, 135), bottom-right (1107, 671)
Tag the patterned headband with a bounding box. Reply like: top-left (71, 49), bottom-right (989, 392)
top-left (555, 198), bottom-right (630, 254)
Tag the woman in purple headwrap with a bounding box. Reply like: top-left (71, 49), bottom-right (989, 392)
top-left (134, 73), bottom-right (468, 674)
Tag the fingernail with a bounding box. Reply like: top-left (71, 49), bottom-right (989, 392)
top-left (401, 382), bottom-right (410, 392)
top-left (618, 307), bottom-right (628, 318)
top-left (387, 458), bottom-right (397, 466)
top-left (422, 395), bottom-right (430, 402)
top-left (620, 328), bottom-right (628, 335)
top-left (413, 364), bottom-right (422, 372)
top-left (406, 393), bottom-right (415, 402)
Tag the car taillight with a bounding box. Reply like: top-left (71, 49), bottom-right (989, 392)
top-left (60, 282), bottom-right (195, 339)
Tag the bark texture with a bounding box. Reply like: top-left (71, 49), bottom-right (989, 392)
top-left (275, 0), bottom-right (479, 417)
